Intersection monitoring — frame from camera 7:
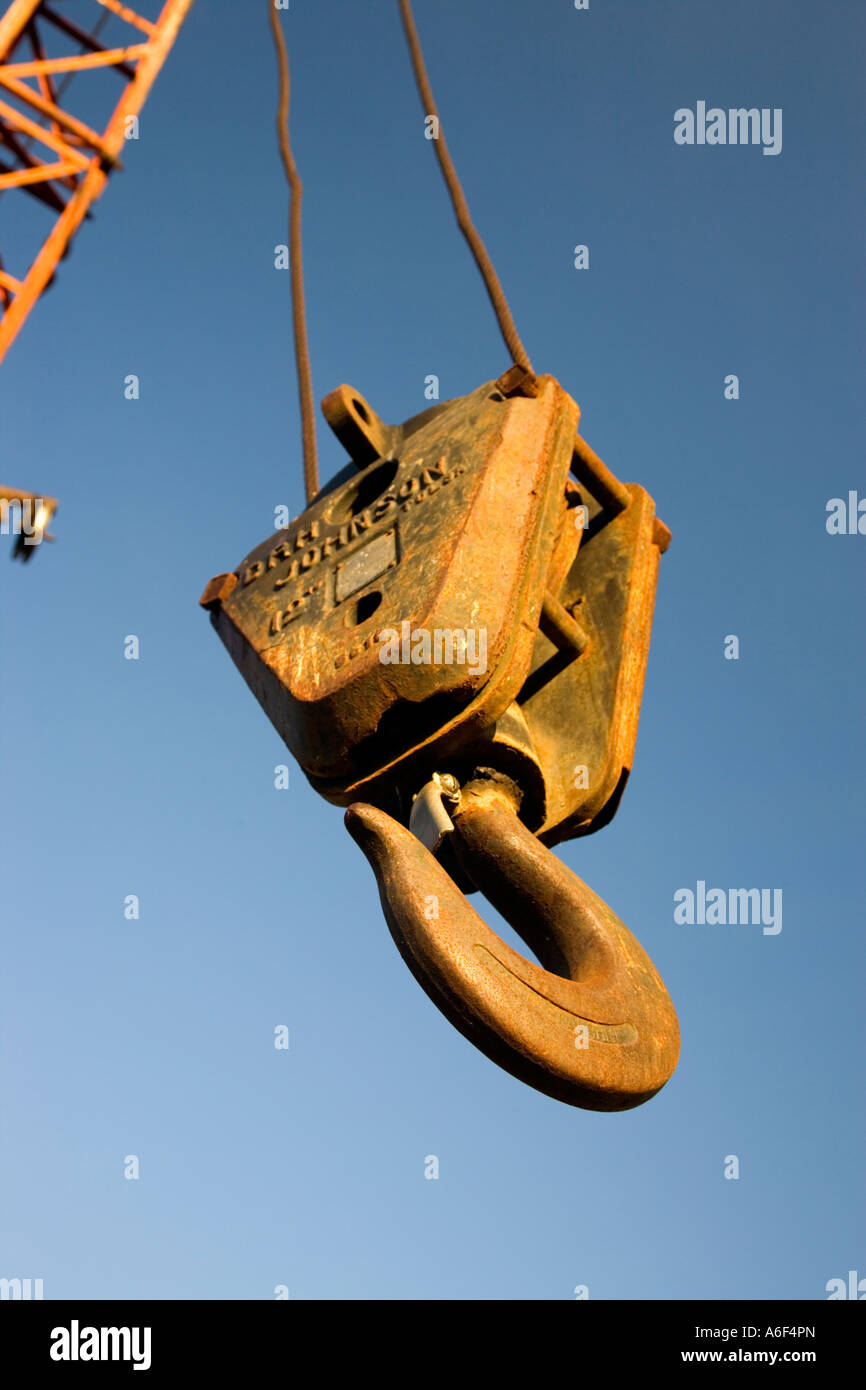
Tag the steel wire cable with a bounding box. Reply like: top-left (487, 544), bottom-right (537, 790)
top-left (270, 1), bottom-right (319, 502)
top-left (269, 0), bottom-right (534, 504)
top-left (397, 0), bottom-right (533, 372)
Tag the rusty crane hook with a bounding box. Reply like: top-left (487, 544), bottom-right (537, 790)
top-left (346, 774), bottom-right (679, 1112)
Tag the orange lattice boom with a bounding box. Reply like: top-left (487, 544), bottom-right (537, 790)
top-left (0, 0), bottom-right (193, 364)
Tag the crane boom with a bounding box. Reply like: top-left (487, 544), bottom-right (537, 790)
top-left (0, 0), bottom-right (193, 365)
top-left (0, 0), bottom-right (193, 559)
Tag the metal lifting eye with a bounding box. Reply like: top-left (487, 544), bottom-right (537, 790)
top-left (346, 777), bottom-right (680, 1112)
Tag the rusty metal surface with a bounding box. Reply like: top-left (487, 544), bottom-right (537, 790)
top-left (202, 375), bottom-right (579, 798)
top-left (518, 478), bottom-right (668, 845)
top-left (346, 774), bottom-right (679, 1112)
top-left (201, 373), bottom-right (669, 849)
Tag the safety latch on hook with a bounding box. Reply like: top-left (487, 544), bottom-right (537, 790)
top-left (408, 773), bottom-right (461, 853)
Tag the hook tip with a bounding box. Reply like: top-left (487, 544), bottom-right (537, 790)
top-left (344, 801), bottom-right (405, 875)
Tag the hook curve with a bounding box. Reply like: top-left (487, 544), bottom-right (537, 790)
top-left (345, 779), bottom-right (679, 1111)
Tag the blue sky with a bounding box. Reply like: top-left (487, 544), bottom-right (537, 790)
top-left (1, 0), bottom-right (863, 1299)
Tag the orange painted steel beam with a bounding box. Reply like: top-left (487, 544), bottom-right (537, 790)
top-left (0, 3), bottom-right (43, 60)
top-left (0, 0), bottom-right (194, 365)
top-left (0, 73), bottom-right (122, 164)
top-left (2, 44), bottom-right (150, 78)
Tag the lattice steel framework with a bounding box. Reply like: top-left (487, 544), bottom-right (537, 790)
top-left (0, 0), bottom-right (193, 364)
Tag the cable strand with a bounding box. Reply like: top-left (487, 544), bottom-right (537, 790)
top-left (397, 0), bottom-right (533, 373)
top-left (270, 3), bottom-right (319, 502)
